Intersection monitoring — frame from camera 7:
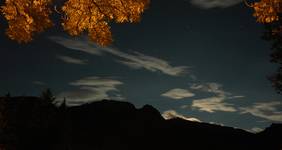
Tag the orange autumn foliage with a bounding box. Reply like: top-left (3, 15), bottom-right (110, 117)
top-left (1, 0), bottom-right (53, 43)
top-left (245, 0), bottom-right (282, 34)
top-left (61, 0), bottom-right (149, 46)
top-left (247, 0), bottom-right (281, 23)
top-left (0, 0), bottom-right (150, 46)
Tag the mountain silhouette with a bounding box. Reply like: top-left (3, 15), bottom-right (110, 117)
top-left (0, 96), bottom-right (281, 150)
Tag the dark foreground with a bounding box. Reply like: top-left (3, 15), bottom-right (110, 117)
top-left (0, 96), bottom-right (281, 150)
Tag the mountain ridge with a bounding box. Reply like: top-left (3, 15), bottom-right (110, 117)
top-left (0, 96), bottom-right (281, 150)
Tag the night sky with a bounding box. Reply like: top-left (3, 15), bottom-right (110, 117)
top-left (1, 0), bottom-right (282, 132)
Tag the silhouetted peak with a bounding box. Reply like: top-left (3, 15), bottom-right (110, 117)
top-left (259, 123), bottom-right (282, 137)
top-left (269, 123), bottom-right (282, 129)
top-left (85, 99), bottom-right (136, 111)
top-left (69, 100), bottom-right (138, 121)
top-left (140, 104), bottom-right (160, 115)
top-left (136, 104), bottom-right (164, 123)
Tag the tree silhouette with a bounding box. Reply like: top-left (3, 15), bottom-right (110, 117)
top-left (40, 88), bottom-right (56, 102)
top-left (0, 0), bottom-right (150, 46)
top-left (245, 0), bottom-right (282, 94)
top-left (262, 16), bottom-right (282, 94)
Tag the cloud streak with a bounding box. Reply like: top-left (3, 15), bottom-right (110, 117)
top-left (57, 76), bottom-right (124, 106)
top-left (57, 55), bottom-right (88, 65)
top-left (240, 102), bottom-right (282, 122)
top-left (161, 88), bottom-right (195, 99)
top-left (50, 36), bottom-right (188, 76)
top-left (50, 36), bottom-right (103, 55)
top-left (190, 0), bottom-right (242, 9)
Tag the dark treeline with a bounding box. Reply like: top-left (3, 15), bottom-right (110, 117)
top-left (262, 14), bottom-right (282, 94)
top-left (0, 94), bottom-right (281, 150)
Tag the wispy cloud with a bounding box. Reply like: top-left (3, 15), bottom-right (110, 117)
top-left (49, 36), bottom-right (103, 55)
top-left (192, 96), bottom-right (237, 113)
top-left (57, 76), bottom-right (124, 106)
top-left (115, 51), bottom-right (188, 76)
top-left (162, 110), bottom-right (201, 122)
top-left (240, 102), bottom-right (282, 122)
top-left (161, 88), bottom-right (195, 99)
top-left (190, 0), bottom-right (242, 9)
top-left (189, 82), bottom-right (238, 113)
top-left (57, 55), bottom-right (88, 65)
top-left (50, 36), bottom-right (189, 76)
top-left (190, 82), bottom-right (229, 97)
